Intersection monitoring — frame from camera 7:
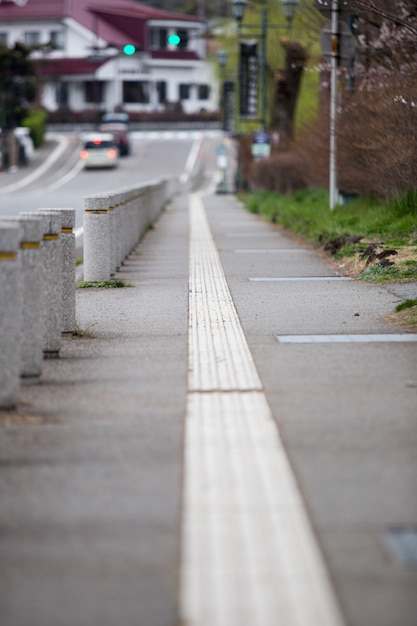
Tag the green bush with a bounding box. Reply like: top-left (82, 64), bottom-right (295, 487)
top-left (21, 108), bottom-right (47, 148)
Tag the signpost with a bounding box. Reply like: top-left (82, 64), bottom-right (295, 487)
top-left (239, 40), bottom-right (259, 119)
top-left (320, 20), bottom-right (355, 66)
top-left (223, 81), bottom-right (235, 134)
top-left (216, 144), bottom-right (229, 194)
top-left (251, 130), bottom-right (270, 159)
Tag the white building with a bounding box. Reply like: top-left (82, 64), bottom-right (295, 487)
top-left (0, 0), bottom-right (218, 116)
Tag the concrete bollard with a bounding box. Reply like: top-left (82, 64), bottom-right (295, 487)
top-left (2, 215), bottom-right (45, 383)
top-left (110, 192), bottom-right (122, 271)
top-left (82, 180), bottom-right (177, 279)
top-left (107, 196), bottom-right (117, 277)
top-left (57, 208), bottom-right (76, 334)
top-left (83, 194), bottom-right (111, 282)
top-left (0, 222), bottom-right (22, 408)
top-left (121, 190), bottom-right (130, 262)
top-left (37, 209), bottom-right (63, 357)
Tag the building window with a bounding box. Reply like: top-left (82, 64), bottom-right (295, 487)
top-left (84, 80), bottom-right (105, 104)
top-left (50, 30), bottom-right (65, 50)
top-left (24, 31), bottom-right (40, 46)
top-left (176, 29), bottom-right (189, 49)
top-left (123, 81), bottom-right (150, 104)
top-left (156, 81), bottom-right (167, 104)
top-left (179, 84), bottom-right (191, 100)
top-left (149, 27), bottom-right (168, 50)
top-left (198, 84), bottom-right (210, 100)
top-left (0, 32), bottom-right (8, 46)
top-left (55, 82), bottom-right (68, 106)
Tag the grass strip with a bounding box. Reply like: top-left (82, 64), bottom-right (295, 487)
top-left (77, 279), bottom-right (131, 288)
top-left (243, 188), bottom-right (417, 282)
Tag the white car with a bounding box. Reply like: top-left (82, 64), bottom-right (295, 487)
top-left (80, 133), bottom-right (119, 169)
top-left (15, 127), bottom-right (34, 162)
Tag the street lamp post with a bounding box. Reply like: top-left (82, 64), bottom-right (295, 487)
top-left (217, 49), bottom-right (228, 129)
top-left (281, 0), bottom-right (299, 29)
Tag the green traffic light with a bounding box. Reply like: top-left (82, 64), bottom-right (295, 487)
top-left (123, 44), bottom-right (136, 55)
top-left (167, 34), bottom-right (181, 46)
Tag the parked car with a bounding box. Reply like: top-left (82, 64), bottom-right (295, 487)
top-left (80, 133), bottom-right (119, 169)
top-left (14, 127), bottom-right (34, 163)
top-left (98, 122), bottom-right (130, 156)
top-left (101, 112), bottom-right (129, 126)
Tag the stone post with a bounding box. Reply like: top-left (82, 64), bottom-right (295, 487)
top-left (37, 210), bottom-right (62, 357)
top-left (0, 222), bottom-right (22, 408)
top-left (57, 208), bottom-right (76, 334)
top-left (83, 194), bottom-right (111, 282)
top-left (2, 215), bottom-right (45, 383)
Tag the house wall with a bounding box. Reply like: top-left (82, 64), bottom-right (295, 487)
top-left (0, 13), bottom-right (218, 115)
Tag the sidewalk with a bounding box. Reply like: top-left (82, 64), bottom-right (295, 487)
top-left (1, 187), bottom-right (416, 626)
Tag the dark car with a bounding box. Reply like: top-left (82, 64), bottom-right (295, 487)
top-left (98, 122), bottom-right (130, 156)
top-left (101, 112), bottom-right (129, 126)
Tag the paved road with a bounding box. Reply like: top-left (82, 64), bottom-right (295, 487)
top-left (0, 143), bottom-right (416, 626)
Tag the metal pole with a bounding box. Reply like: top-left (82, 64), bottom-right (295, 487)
top-left (261, 6), bottom-right (267, 131)
top-left (236, 22), bottom-right (242, 135)
top-left (329, 0), bottom-right (338, 210)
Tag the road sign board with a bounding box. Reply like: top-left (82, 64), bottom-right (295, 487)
top-left (252, 131), bottom-right (270, 159)
top-left (320, 20), bottom-right (355, 66)
top-left (253, 130), bottom-right (269, 145)
top-left (315, 0), bottom-right (355, 18)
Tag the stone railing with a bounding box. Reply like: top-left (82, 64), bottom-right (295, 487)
top-left (0, 177), bottom-right (177, 409)
top-left (0, 208), bottom-right (75, 408)
top-left (83, 178), bottom-right (178, 282)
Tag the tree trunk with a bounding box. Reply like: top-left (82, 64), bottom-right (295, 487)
top-left (270, 40), bottom-right (308, 149)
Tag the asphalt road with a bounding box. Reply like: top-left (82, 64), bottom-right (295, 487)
top-left (0, 135), bottom-right (416, 626)
top-left (0, 130), bottom-right (219, 229)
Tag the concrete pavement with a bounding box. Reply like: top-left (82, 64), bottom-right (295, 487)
top-left (0, 179), bottom-right (416, 626)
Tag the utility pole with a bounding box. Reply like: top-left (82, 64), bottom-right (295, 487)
top-left (329, 0), bottom-right (339, 209)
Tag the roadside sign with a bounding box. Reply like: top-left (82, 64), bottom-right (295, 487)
top-left (216, 143), bottom-right (228, 170)
top-left (320, 20), bottom-right (355, 66)
top-left (315, 0), bottom-right (354, 18)
top-left (252, 130), bottom-right (270, 160)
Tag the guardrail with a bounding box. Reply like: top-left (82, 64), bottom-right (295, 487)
top-left (83, 178), bottom-right (178, 282)
top-left (0, 177), bottom-right (177, 409)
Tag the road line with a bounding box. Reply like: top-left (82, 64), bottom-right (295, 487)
top-left (277, 333), bottom-right (417, 343)
top-left (180, 137), bottom-right (203, 185)
top-left (234, 248), bottom-right (310, 253)
top-left (41, 158), bottom-right (84, 192)
top-left (180, 192), bottom-right (346, 626)
top-left (249, 276), bottom-right (351, 282)
top-left (0, 133), bottom-right (69, 195)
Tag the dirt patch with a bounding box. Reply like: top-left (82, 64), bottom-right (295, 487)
top-left (0, 413), bottom-right (47, 427)
top-left (384, 307), bottom-right (417, 332)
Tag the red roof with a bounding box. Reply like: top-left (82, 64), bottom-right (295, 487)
top-left (1, 0), bottom-right (206, 62)
top-left (37, 57), bottom-right (110, 75)
top-left (0, 0), bottom-right (205, 51)
top-left (0, 0), bottom-right (204, 24)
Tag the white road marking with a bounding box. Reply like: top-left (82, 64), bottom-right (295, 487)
top-left (181, 192), bottom-right (346, 626)
top-left (41, 157), bottom-right (84, 192)
top-left (234, 248), bottom-right (310, 253)
top-left (249, 276), bottom-right (351, 281)
top-left (225, 232), bottom-right (278, 237)
top-left (0, 133), bottom-right (69, 195)
top-left (180, 137), bottom-right (204, 185)
top-left (277, 334), bottom-right (417, 343)
top-left (131, 130), bottom-right (222, 141)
